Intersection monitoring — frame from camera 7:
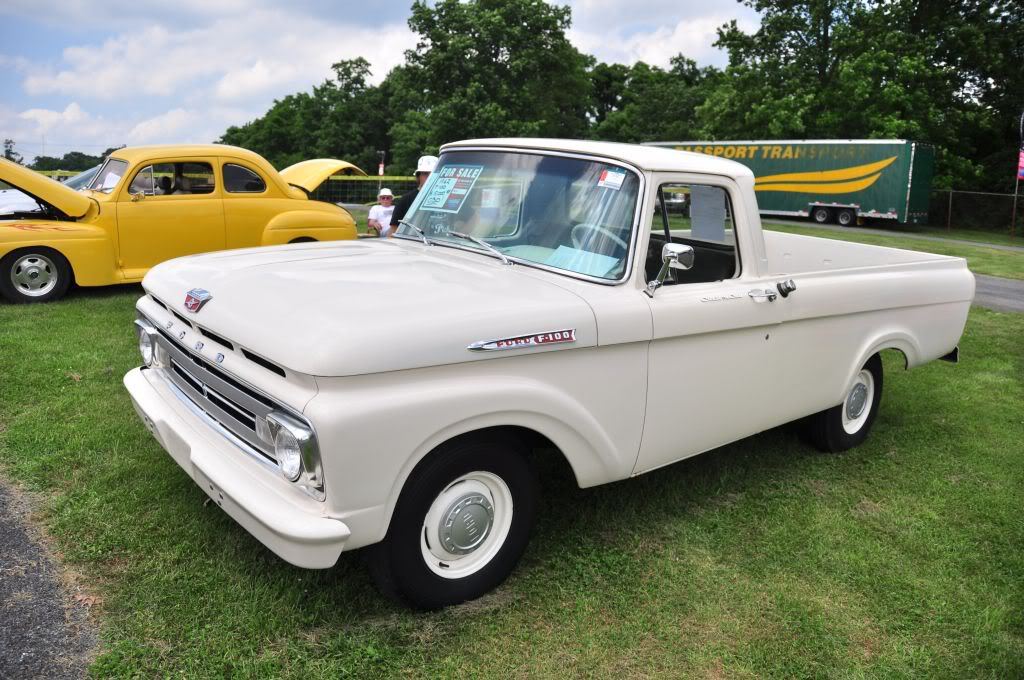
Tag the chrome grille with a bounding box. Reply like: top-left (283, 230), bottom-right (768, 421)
top-left (152, 325), bottom-right (283, 462)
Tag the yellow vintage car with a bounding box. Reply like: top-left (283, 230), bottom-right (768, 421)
top-left (0, 145), bottom-right (363, 302)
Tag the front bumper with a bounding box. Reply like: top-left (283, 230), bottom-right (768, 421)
top-left (123, 367), bottom-right (350, 568)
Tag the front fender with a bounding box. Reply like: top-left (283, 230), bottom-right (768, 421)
top-left (0, 221), bottom-right (118, 285)
top-left (261, 209), bottom-right (357, 245)
top-left (308, 358), bottom-right (646, 549)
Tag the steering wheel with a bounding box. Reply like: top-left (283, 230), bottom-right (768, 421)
top-left (571, 223), bottom-right (629, 251)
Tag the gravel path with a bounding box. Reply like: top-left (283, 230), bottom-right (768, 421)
top-left (0, 481), bottom-right (95, 680)
top-left (973, 274), bottom-right (1024, 314)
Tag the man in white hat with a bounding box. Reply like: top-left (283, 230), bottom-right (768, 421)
top-left (367, 187), bottom-right (395, 237)
top-left (389, 154), bottom-right (438, 237)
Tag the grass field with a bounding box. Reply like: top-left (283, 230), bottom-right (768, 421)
top-left (1, 290), bottom-right (1022, 678)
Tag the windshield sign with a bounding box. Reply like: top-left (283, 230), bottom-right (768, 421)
top-left (400, 150), bottom-right (640, 281)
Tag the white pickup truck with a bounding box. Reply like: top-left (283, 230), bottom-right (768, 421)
top-left (124, 139), bottom-right (973, 609)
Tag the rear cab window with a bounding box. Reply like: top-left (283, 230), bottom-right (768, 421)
top-left (223, 164), bottom-right (267, 193)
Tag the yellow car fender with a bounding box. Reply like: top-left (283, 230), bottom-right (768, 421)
top-left (261, 209), bottom-right (358, 246)
top-left (0, 221), bottom-right (119, 286)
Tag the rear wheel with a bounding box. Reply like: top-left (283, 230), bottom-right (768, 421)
top-left (811, 206), bottom-right (831, 224)
top-left (0, 248), bottom-right (72, 303)
top-left (836, 209), bottom-right (856, 227)
top-left (366, 435), bottom-right (538, 610)
top-left (805, 354), bottom-right (883, 452)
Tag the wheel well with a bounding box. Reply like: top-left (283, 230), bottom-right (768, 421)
top-left (880, 346), bottom-right (909, 370)
top-left (289, 237), bottom-right (317, 244)
top-left (430, 425), bottom-right (579, 487)
top-left (3, 245), bottom-right (76, 284)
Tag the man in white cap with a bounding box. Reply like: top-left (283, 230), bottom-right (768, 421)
top-left (389, 154), bottom-right (438, 237)
top-left (367, 187), bottom-right (395, 237)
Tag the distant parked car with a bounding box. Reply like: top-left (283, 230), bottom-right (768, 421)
top-left (0, 146), bottom-right (364, 302)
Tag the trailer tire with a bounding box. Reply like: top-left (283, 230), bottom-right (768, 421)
top-left (811, 207), bottom-right (831, 224)
top-left (837, 209), bottom-right (856, 227)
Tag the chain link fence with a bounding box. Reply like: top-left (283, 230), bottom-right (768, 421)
top-left (311, 176), bottom-right (418, 206)
top-left (928, 190), bottom-right (1024, 236)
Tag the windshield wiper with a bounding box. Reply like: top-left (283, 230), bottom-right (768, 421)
top-left (397, 219), bottom-right (432, 246)
top-left (446, 231), bottom-right (511, 266)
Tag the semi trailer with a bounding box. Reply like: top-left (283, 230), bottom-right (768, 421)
top-left (646, 139), bottom-right (934, 226)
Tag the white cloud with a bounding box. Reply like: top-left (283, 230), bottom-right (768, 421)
top-left (1, 0), bottom-right (759, 163)
top-left (566, 0), bottom-right (760, 68)
top-left (21, 10), bottom-right (414, 103)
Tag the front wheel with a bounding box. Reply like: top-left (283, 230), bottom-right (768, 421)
top-left (805, 354), bottom-right (883, 452)
top-left (811, 206), bottom-right (831, 224)
top-left (366, 435), bottom-right (538, 609)
top-left (0, 248), bottom-right (72, 303)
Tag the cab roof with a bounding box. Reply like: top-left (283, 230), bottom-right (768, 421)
top-left (108, 144), bottom-right (272, 166)
top-left (443, 138), bottom-right (755, 178)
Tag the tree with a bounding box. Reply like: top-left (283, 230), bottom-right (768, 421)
top-left (400, 0), bottom-right (592, 149)
top-left (30, 150), bottom-right (106, 171)
top-left (591, 56), bottom-right (718, 143)
top-left (3, 139), bottom-right (23, 165)
top-left (702, 0), bottom-right (1024, 190)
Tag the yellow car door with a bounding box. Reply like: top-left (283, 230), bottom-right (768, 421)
top-left (220, 159), bottom-right (290, 248)
top-left (115, 158), bottom-right (225, 279)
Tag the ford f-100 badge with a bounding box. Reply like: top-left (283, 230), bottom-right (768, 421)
top-left (184, 288), bottom-right (212, 313)
top-left (468, 329), bottom-right (576, 351)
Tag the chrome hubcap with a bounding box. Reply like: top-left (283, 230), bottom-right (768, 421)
top-left (11, 254), bottom-right (58, 297)
top-left (841, 369), bottom-right (874, 434)
top-left (846, 383), bottom-right (868, 420)
top-left (421, 471), bottom-right (513, 579)
top-left (439, 493), bottom-right (493, 554)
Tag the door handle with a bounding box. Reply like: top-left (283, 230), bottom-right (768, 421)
top-left (748, 288), bottom-right (777, 302)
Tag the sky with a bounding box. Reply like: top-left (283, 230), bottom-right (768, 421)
top-left (0, 0), bottom-right (760, 163)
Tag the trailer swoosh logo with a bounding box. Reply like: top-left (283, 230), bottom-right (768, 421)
top-left (754, 156), bottom-right (896, 194)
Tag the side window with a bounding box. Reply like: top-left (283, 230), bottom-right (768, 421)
top-left (647, 182), bottom-right (738, 285)
top-left (132, 162), bottom-right (216, 196)
top-left (223, 163), bottom-right (266, 193)
top-left (128, 165), bottom-right (157, 195)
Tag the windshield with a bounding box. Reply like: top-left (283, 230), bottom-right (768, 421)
top-left (65, 164), bottom-right (101, 190)
top-left (87, 158), bottom-right (129, 193)
top-left (398, 150), bottom-right (641, 281)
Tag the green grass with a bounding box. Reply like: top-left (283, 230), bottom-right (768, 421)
top-left (1, 290), bottom-right (1022, 678)
top-left (877, 225), bottom-right (1023, 248)
top-left (764, 222), bottom-right (1024, 280)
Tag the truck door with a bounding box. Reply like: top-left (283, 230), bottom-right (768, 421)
top-left (115, 159), bottom-right (225, 278)
top-left (635, 178), bottom-right (790, 474)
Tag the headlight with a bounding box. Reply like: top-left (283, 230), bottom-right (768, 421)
top-left (274, 426), bottom-right (302, 481)
top-left (134, 319), bottom-right (157, 367)
top-left (139, 331), bottom-right (154, 366)
top-left (263, 412), bottom-right (324, 499)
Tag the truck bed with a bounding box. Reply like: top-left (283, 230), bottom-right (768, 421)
top-left (762, 230), bottom-right (962, 277)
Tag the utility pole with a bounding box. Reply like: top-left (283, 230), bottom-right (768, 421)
top-left (1013, 110), bottom-right (1023, 237)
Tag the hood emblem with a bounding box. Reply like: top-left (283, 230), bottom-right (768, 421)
top-left (468, 329), bottom-right (576, 352)
top-left (184, 288), bottom-right (212, 313)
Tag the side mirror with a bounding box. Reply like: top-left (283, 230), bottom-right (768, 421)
top-left (646, 243), bottom-right (695, 297)
top-left (130, 191), bottom-right (145, 202)
top-left (664, 242), bottom-right (694, 271)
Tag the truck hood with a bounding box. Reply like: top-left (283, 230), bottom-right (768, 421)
top-left (0, 158), bottom-right (95, 218)
top-left (278, 159), bottom-right (366, 194)
top-left (143, 241), bottom-right (597, 377)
